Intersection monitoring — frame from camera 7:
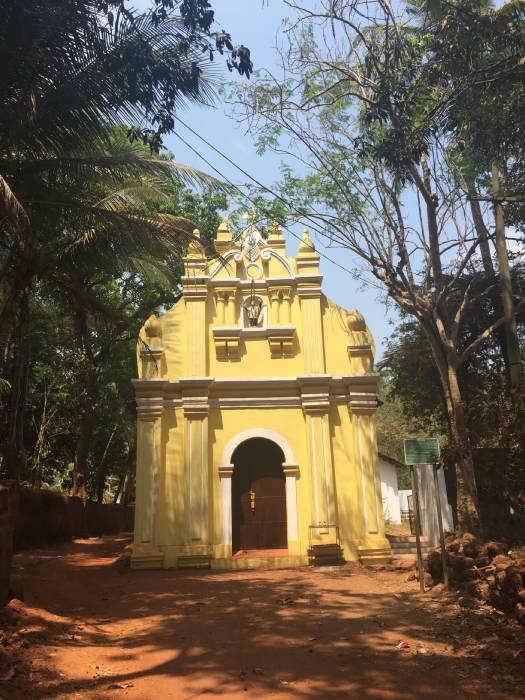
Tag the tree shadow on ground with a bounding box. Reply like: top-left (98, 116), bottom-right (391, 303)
top-left (8, 536), bottom-right (523, 700)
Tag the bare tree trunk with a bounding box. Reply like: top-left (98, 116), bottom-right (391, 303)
top-left (445, 361), bottom-right (482, 535)
top-left (95, 424), bottom-right (117, 503)
top-left (467, 189), bottom-right (510, 381)
top-left (421, 320), bottom-right (482, 535)
top-left (491, 163), bottom-right (522, 391)
top-left (115, 438), bottom-right (135, 505)
top-left (0, 257), bottom-right (35, 379)
top-left (467, 193), bottom-right (494, 275)
top-left (3, 295), bottom-right (30, 481)
top-left (31, 382), bottom-right (56, 488)
top-left (72, 410), bottom-right (95, 498)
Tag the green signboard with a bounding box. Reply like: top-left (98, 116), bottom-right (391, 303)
top-left (403, 438), bottom-right (440, 465)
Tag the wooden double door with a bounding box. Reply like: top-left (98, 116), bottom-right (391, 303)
top-left (232, 438), bottom-right (287, 552)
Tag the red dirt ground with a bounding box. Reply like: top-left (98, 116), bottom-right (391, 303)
top-left (1, 535), bottom-right (524, 700)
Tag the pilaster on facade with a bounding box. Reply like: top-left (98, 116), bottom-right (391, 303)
top-left (304, 411), bottom-right (336, 540)
top-left (295, 279), bottom-right (323, 299)
top-left (268, 286), bottom-right (281, 325)
top-left (348, 391), bottom-right (379, 414)
top-left (282, 463), bottom-right (300, 547)
top-left (296, 234), bottom-right (325, 374)
top-left (212, 281), bottom-right (240, 326)
top-left (298, 375), bottom-right (331, 413)
top-left (131, 386), bottom-right (165, 570)
top-left (280, 288), bottom-right (292, 324)
top-left (181, 378), bottom-right (212, 551)
top-left (267, 284), bottom-right (294, 325)
top-left (184, 278), bottom-right (208, 376)
top-left (349, 392), bottom-right (391, 565)
top-left (298, 375), bottom-right (336, 543)
top-left (218, 463), bottom-right (234, 557)
top-left (180, 377), bottom-right (213, 417)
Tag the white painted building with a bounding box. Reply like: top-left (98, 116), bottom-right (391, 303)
top-left (379, 453), bottom-right (402, 524)
top-left (380, 455), bottom-right (455, 546)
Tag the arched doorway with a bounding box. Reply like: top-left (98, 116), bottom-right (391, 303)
top-left (231, 438), bottom-right (287, 552)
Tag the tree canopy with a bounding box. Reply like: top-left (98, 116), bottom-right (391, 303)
top-left (0, 0), bottom-right (239, 493)
top-left (230, 0), bottom-right (525, 533)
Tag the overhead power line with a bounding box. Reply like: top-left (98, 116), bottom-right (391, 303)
top-left (172, 116), bottom-right (354, 276)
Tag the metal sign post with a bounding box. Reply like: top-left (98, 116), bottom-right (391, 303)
top-left (404, 438), bottom-right (440, 466)
top-left (432, 462), bottom-right (449, 588)
top-left (409, 465), bottom-right (425, 593)
top-left (404, 438), bottom-right (441, 594)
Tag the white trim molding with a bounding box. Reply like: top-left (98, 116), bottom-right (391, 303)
top-left (219, 427), bottom-right (297, 467)
top-left (284, 465), bottom-right (299, 542)
top-left (218, 429), bottom-right (300, 550)
top-left (218, 464), bottom-right (234, 545)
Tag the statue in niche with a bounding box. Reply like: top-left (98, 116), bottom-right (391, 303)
top-left (243, 295), bottom-right (264, 328)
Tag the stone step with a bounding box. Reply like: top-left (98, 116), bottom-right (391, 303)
top-left (390, 541), bottom-right (432, 549)
top-left (176, 554), bottom-right (213, 569)
top-left (212, 555), bottom-right (307, 571)
top-left (387, 535), bottom-right (430, 544)
top-left (391, 546), bottom-right (432, 556)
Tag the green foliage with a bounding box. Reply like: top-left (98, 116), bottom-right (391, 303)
top-left (229, 1), bottom-right (525, 531)
top-left (380, 276), bottom-right (525, 450)
top-left (1, 169), bottom-right (227, 495)
top-left (0, 0), bottom-right (251, 155)
top-left (0, 0), bottom-right (240, 487)
top-left (375, 381), bottom-right (434, 490)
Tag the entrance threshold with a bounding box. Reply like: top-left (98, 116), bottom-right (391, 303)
top-left (212, 549), bottom-right (308, 571)
top-left (233, 548), bottom-right (288, 559)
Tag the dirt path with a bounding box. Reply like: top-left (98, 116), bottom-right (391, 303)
top-left (1, 536), bottom-right (524, 700)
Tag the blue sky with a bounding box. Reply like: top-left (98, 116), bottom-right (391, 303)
top-left (137, 0), bottom-right (399, 356)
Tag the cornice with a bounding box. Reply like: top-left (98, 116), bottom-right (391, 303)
top-left (212, 327), bottom-right (243, 338)
top-left (208, 278), bottom-right (241, 288)
top-left (136, 395), bottom-right (165, 417)
top-left (179, 377), bottom-right (214, 391)
top-left (133, 379), bottom-right (168, 392)
top-left (348, 391), bottom-right (379, 414)
top-left (295, 274), bottom-right (323, 284)
top-left (265, 277), bottom-right (296, 287)
top-left (134, 375), bottom-right (379, 412)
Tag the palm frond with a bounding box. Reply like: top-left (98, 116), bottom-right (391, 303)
top-left (2, 13), bottom-right (218, 159)
top-left (0, 175), bottom-right (30, 236)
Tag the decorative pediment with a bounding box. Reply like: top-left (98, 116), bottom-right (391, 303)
top-left (239, 224), bottom-right (264, 262)
top-left (208, 221), bottom-right (295, 282)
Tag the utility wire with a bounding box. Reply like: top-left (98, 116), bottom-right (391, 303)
top-left (175, 116), bottom-right (331, 236)
top-left (173, 116), bottom-right (354, 276)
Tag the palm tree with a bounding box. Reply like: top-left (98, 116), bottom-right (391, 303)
top-left (0, 1), bottom-right (237, 481)
top-left (0, 128), bottom-right (222, 480)
top-left (0, 0), bottom-right (222, 377)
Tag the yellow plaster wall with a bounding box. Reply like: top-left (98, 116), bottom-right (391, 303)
top-left (209, 407), bottom-right (312, 546)
top-left (133, 224), bottom-right (391, 569)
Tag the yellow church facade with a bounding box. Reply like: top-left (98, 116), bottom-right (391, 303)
top-left (131, 221), bottom-right (391, 570)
